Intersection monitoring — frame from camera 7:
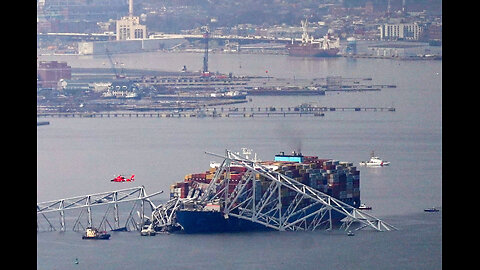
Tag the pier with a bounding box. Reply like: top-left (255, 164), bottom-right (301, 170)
top-left (37, 106), bottom-right (395, 118)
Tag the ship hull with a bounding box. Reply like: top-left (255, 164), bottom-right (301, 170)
top-left (82, 234), bottom-right (110, 240)
top-left (286, 45), bottom-right (339, 57)
top-left (175, 201), bottom-right (354, 234)
top-left (176, 210), bottom-right (272, 234)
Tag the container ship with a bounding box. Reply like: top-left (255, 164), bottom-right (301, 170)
top-left (169, 151), bottom-right (360, 233)
top-left (286, 19), bottom-right (340, 57)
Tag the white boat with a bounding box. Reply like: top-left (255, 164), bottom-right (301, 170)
top-left (358, 203), bottom-right (372, 210)
top-left (140, 224), bottom-right (156, 236)
top-left (359, 151), bottom-right (390, 167)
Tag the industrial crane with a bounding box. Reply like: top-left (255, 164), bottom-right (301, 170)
top-left (202, 26), bottom-right (210, 77)
top-left (105, 48), bottom-right (126, 79)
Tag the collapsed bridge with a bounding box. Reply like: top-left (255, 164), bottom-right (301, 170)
top-left (37, 186), bottom-right (162, 232)
top-left (150, 150), bottom-right (398, 233)
top-left (37, 150), bottom-right (397, 233)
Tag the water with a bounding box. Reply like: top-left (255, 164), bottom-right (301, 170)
top-left (37, 211), bottom-right (441, 270)
top-left (37, 51), bottom-right (441, 269)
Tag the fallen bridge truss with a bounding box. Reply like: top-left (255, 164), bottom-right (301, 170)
top-left (37, 186), bottom-right (163, 232)
top-left (152, 150), bottom-right (398, 232)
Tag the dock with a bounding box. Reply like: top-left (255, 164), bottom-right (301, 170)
top-left (37, 106), bottom-right (395, 118)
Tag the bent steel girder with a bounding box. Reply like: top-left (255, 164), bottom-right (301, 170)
top-left (37, 186), bottom-right (163, 232)
top-left (203, 150), bottom-right (398, 232)
top-left (151, 197), bottom-right (182, 229)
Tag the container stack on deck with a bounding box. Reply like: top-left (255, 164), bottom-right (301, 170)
top-left (170, 153), bottom-right (360, 208)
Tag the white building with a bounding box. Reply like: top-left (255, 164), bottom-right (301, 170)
top-left (116, 16), bottom-right (146, 40)
top-left (379, 23), bottom-right (423, 41)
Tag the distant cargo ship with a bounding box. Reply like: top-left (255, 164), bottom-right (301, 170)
top-left (286, 19), bottom-right (340, 57)
top-left (170, 151), bottom-right (360, 233)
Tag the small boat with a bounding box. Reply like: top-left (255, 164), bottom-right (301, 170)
top-left (347, 231), bottom-right (355, 236)
top-left (140, 224), bottom-right (156, 236)
top-left (359, 151), bottom-right (390, 167)
top-left (424, 207), bottom-right (439, 212)
top-left (358, 203), bottom-right (372, 210)
top-left (82, 227), bottom-right (111, 240)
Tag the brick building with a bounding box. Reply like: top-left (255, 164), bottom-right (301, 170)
top-left (37, 61), bottom-right (72, 89)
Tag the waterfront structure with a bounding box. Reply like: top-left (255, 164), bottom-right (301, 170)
top-left (379, 23), bottom-right (423, 41)
top-left (37, 61), bottom-right (71, 89)
top-left (345, 37), bottom-right (357, 55)
top-left (368, 43), bottom-right (431, 58)
top-left (77, 38), bottom-right (186, 54)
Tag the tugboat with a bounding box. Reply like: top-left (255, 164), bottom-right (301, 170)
top-left (82, 227), bottom-right (111, 240)
top-left (358, 203), bottom-right (372, 210)
top-left (359, 151), bottom-right (390, 167)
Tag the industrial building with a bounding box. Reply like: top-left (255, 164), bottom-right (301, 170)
top-left (77, 37), bottom-right (186, 55)
top-left (368, 43), bottom-right (439, 58)
top-left (378, 23), bottom-right (423, 41)
top-left (116, 0), bottom-right (146, 41)
top-left (37, 61), bottom-right (72, 89)
top-left (116, 16), bottom-right (146, 41)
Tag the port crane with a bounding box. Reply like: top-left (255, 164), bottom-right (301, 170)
top-left (202, 26), bottom-right (210, 76)
top-left (105, 48), bottom-right (126, 79)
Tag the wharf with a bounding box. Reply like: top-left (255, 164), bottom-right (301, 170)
top-left (37, 106), bottom-right (395, 118)
top-left (37, 112), bottom-right (323, 118)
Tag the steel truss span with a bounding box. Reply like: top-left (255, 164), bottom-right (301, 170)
top-left (152, 150), bottom-right (398, 232)
top-left (37, 186), bottom-right (163, 232)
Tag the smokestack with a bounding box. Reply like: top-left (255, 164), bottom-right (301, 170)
top-left (129, 0), bottom-right (133, 17)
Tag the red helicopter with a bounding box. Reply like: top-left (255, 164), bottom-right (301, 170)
top-left (110, 174), bottom-right (135, 182)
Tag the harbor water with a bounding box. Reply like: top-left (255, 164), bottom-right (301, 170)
top-left (37, 51), bottom-right (441, 269)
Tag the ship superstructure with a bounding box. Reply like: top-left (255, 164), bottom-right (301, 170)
top-left (286, 19), bottom-right (340, 57)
